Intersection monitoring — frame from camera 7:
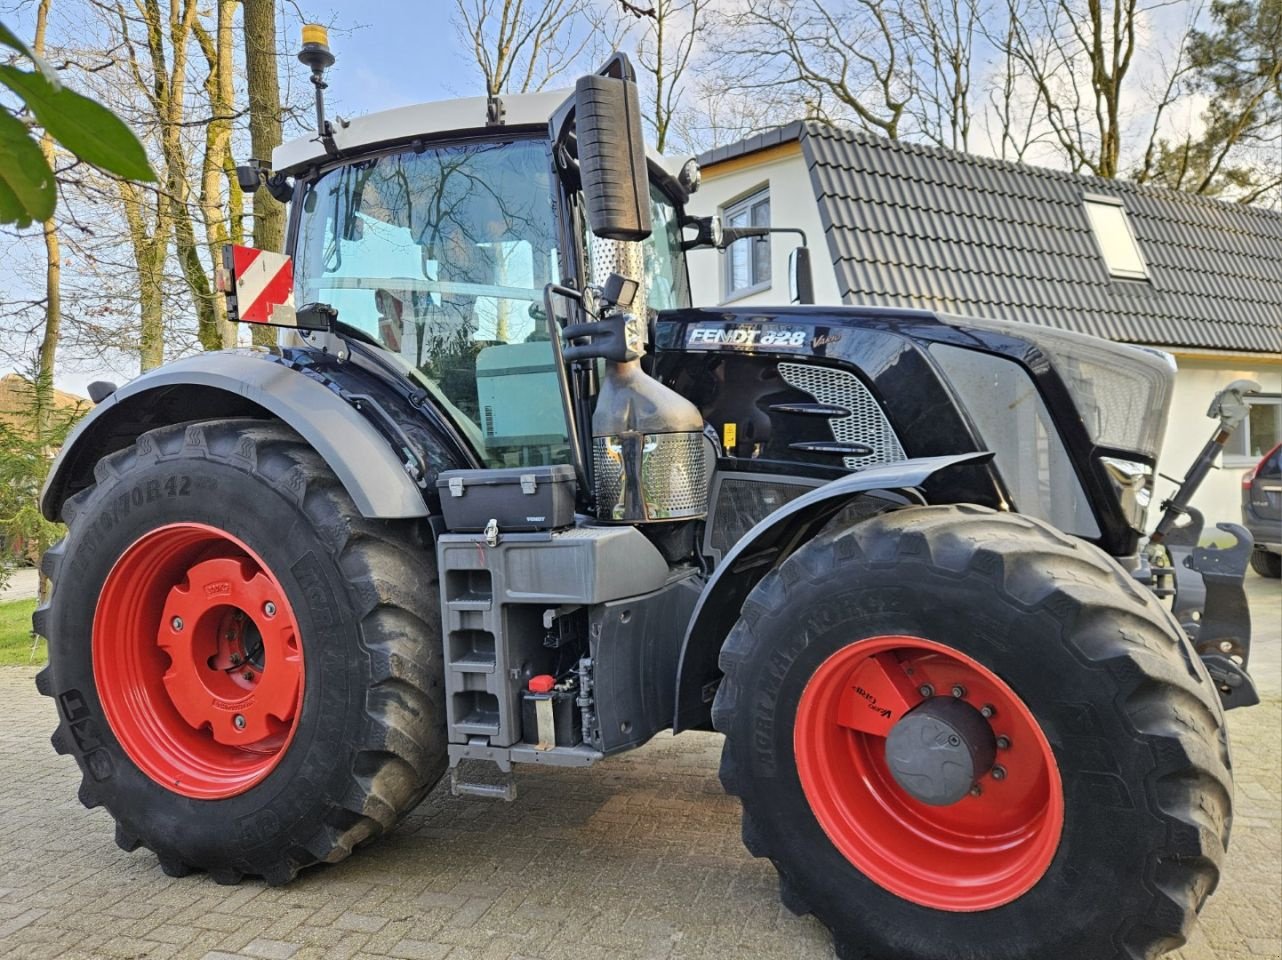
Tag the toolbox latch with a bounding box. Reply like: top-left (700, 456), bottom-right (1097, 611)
top-left (448, 476), bottom-right (465, 497)
top-left (520, 473), bottom-right (537, 495)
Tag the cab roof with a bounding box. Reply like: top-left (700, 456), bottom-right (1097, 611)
top-left (271, 89), bottom-right (572, 175)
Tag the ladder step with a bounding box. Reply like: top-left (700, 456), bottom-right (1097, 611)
top-left (448, 764), bottom-right (517, 801)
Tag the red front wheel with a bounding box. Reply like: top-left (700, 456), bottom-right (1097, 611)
top-left (714, 506), bottom-right (1232, 960)
top-left (794, 634), bottom-right (1063, 912)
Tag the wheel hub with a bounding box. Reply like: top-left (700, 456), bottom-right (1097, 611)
top-left (93, 523), bottom-right (305, 799)
top-left (158, 555), bottom-right (300, 747)
top-left (793, 634), bottom-right (1064, 912)
top-left (884, 697), bottom-right (997, 806)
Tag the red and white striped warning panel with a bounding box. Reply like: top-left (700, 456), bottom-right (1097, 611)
top-left (219, 245), bottom-right (312, 328)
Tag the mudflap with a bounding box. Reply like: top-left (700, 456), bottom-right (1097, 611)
top-left (1163, 508), bottom-right (1258, 710)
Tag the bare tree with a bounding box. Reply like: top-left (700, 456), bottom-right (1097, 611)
top-left (242, 0), bottom-right (286, 275)
top-left (1142, 0), bottom-right (1281, 203)
top-left (997, 0), bottom-right (1144, 177)
top-left (631, 0), bottom-right (711, 152)
top-left (31, 0), bottom-right (61, 440)
top-left (903, 0), bottom-right (982, 150)
top-left (193, 0), bottom-right (240, 348)
top-left (453, 0), bottom-right (597, 96)
top-left (719, 0), bottom-right (914, 139)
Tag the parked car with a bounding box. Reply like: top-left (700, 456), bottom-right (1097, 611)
top-left (1243, 442), bottom-right (1282, 577)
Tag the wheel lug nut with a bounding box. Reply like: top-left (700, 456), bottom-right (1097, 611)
top-left (996, 736), bottom-right (1011, 750)
top-left (991, 765), bottom-right (1007, 781)
top-left (970, 784), bottom-right (983, 797)
top-left (230, 653), bottom-right (242, 666)
top-left (171, 616), bottom-right (183, 632)
top-left (951, 685), bottom-right (966, 699)
top-left (233, 714), bottom-right (246, 730)
top-left (980, 704), bottom-right (996, 719)
top-left (918, 684), bottom-right (935, 698)
top-left (263, 601), bottom-right (276, 618)
top-left (243, 671), bottom-right (255, 682)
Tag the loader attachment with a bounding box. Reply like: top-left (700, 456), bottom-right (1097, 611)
top-left (1145, 378), bottom-right (1261, 709)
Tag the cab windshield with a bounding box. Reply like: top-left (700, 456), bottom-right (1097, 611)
top-left (292, 137), bottom-right (689, 467)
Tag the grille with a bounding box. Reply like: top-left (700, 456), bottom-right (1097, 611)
top-left (593, 431), bottom-right (708, 521)
top-left (710, 477), bottom-right (813, 555)
top-left (777, 362), bottom-right (906, 469)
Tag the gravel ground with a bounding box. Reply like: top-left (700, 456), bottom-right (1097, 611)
top-left (0, 578), bottom-right (1276, 960)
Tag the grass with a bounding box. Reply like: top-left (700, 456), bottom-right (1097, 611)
top-left (0, 598), bottom-right (44, 666)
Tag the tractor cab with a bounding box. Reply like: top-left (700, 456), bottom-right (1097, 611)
top-left (265, 74), bottom-right (696, 473)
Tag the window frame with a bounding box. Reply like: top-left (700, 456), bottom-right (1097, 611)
top-left (1083, 193), bottom-right (1150, 281)
top-left (1224, 394), bottom-right (1282, 468)
top-left (721, 186), bottom-right (772, 301)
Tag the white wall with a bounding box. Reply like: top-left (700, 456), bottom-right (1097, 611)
top-left (1156, 353), bottom-right (1282, 529)
top-left (686, 148), bottom-right (842, 308)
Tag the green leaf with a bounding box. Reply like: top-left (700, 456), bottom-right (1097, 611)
top-left (0, 22), bottom-right (61, 86)
top-left (0, 22), bottom-right (34, 59)
top-left (0, 66), bottom-right (152, 181)
top-left (0, 171), bottom-right (29, 227)
top-left (0, 107), bottom-right (54, 224)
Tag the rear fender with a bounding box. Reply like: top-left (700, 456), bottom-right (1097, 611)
top-left (41, 350), bottom-right (431, 521)
top-left (672, 452), bottom-right (993, 733)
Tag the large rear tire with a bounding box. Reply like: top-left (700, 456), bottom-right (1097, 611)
top-left (34, 418), bottom-right (445, 884)
top-left (714, 505), bottom-right (1232, 960)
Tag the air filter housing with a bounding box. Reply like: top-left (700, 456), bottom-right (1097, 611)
top-left (591, 351), bottom-right (708, 524)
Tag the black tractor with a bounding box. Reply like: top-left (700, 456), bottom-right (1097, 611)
top-left (35, 31), bottom-right (1258, 960)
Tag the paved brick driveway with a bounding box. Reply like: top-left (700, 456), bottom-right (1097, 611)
top-left (1, 580), bottom-right (1277, 960)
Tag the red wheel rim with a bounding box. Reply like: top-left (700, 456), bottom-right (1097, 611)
top-left (93, 523), bottom-right (304, 799)
top-left (794, 635), bottom-right (1063, 912)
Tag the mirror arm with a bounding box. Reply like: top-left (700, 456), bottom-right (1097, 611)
top-left (719, 225), bottom-right (808, 249)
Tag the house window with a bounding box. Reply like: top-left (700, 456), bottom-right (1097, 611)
top-left (1224, 395), bottom-right (1282, 466)
top-left (724, 188), bottom-right (770, 298)
top-left (1084, 195), bottom-right (1148, 280)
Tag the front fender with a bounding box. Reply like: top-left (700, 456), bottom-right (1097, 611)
top-left (672, 452), bottom-right (993, 732)
top-left (42, 350), bottom-right (430, 521)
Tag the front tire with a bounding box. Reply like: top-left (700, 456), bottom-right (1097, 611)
top-left (714, 505), bottom-right (1232, 960)
top-left (34, 418), bottom-right (445, 884)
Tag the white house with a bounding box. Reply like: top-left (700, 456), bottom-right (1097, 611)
top-left (686, 122), bottom-right (1282, 527)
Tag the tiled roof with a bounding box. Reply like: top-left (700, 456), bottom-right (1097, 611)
top-left (700, 123), bottom-right (1282, 353)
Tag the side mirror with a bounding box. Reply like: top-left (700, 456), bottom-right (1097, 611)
top-left (575, 75), bottom-right (652, 242)
top-left (789, 247), bottom-right (815, 305)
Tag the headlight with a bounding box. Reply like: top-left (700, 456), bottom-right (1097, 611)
top-left (1100, 457), bottom-right (1154, 531)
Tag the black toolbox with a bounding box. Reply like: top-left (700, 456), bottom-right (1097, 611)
top-left (436, 465), bottom-right (576, 532)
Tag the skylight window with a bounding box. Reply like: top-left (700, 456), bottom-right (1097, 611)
top-left (1084, 196), bottom-right (1149, 280)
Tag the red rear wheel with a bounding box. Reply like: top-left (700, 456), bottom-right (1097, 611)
top-left (793, 634), bottom-right (1063, 912)
top-left (93, 522), bottom-right (304, 799)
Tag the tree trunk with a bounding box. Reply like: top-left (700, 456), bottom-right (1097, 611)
top-left (196, 0), bottom-right (238, 349)
top-left (32, 0), bottom-right (60, 605)
top-left (32, 0), bottom-right (59, 446)
top-left (243, 0), bottom-right (286, 348)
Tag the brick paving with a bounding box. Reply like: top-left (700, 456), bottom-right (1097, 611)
top-left (0, 579), bottom-right (1277, 960)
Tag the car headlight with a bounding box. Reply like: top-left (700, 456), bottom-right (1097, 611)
top-left (1100, 457), bottom-right (1154, 531)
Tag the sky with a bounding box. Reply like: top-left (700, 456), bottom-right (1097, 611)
top-left (316, 2), bottom-right (499, 115)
